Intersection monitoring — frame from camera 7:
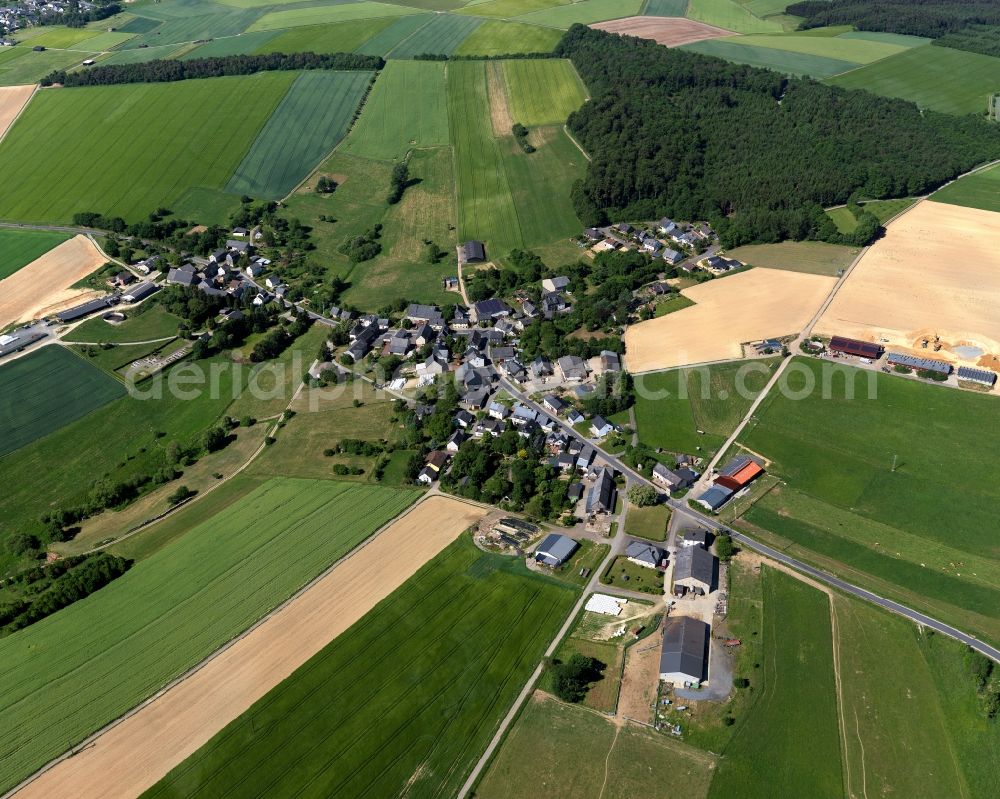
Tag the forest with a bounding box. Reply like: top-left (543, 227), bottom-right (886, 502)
top-left (934, 24), bottom-right (1000, 57)
top-left (786, 0), bottom-right (1000, 38)
top-left (42, 52), bottom-right (382, 87)
top-left (556, 25), bottom-right (1000, 247)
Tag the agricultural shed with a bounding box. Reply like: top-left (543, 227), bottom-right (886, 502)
top-left (534, 533), bottom-right (578, 567)
top-left (122, 282), bottom-right (159, 303)
top-left (673, 545), bottom-right (715, 594)
top-left (585, 593), bottom-right (627, 616)
top-left (55, 296), bottom-right (112, 323)
top-left (828, 335), bottom-right (883, 359)
top-left (957, 366), bottom-right (997, 386)
top-left (694, 485), bottom-right (732, 512)
top-left (659, 615), bottom-right (709, 687)
top-left (886, 352), bottom-right (952, 374)
top-left (461, 240), bottom-right (486, 263)
top-left (586, 467), bottom-right (617, 514)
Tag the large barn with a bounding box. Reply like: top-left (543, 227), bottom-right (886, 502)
top-left (828, 336), bottom-right (883, 359)
top-left (659, 616), bottom-right (709, 687)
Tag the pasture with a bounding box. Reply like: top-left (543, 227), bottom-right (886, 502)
top-left (633, 359), bottom-right (777, 456)
top-left (0, 73), bottom-right (294, 223)
top-left (681, 38), bottom-right (858, 77)
top-left (933, 161), bottom-right (1000, 213)
top-left (502, 58), bottom-right (587, 125)
top-left (814, 200), bottom-right (1000, 363)
top-left (63, 306), bottom-right (184, 344)
top-left (708, 568), bottom-right (842, 798)
top-left (387, 12), bottom-right (483, 57)
top-left (0, 345), bottom-right (125, 457)
top-left (99, 42), bottom-right (193, 65)
top-left (730, 32), bottom-right (911, 64)
top-left (0, 478), bottom-right (419, 795)
top-left (725, 241), bottom-right (858, 276)
top-left (225, 70), bottom-right (372, 199)
top-left (0, 228), bottom-right (68, 281)
top-left (249, 2), bottom-right (420, 32)
top-left (624, 268), bottom-right (836, 372)
top-left (685, 0), bottom-right (782, 33)
top-left (459, 0), bottom-right (567, 18)
top-left (827, 45), bottom-right (1000, 115)
top-left (454, 19), bottom-right (564, 55)
top-left (180, 30), bottom-right (281, 58)
top-left (354, 13), bottom-right (434, 56)
top-left (477, 693), bottom-right (716, 798)
top-left (126, 9), bottom-right (261, 47)
top-left (340, 60), bottom-right (449, 160)
top-left (144, 536), bottom-right (577, 799)
top-left (0, 48), bottom-right (87, 86)
top-left (514, 0), bottom-right (644, 28)
top-left (644, 0), bottom-right (691, 15)
top-left (18, 27), bottom-right (100, 48)
top-left (253, 18), bottom-right (393, 54)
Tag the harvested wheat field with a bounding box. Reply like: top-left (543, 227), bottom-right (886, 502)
top-left (0, 85), bottom-right (34, 142)
top-left (815, 200), bottom-right (1000, 366)
top-left (591, 16), bottom-right (732, 47)
top-left (625, 268), bottom-right (836, 372)
top-left (0, 234), bottom-right (107, 328)
top-left (13, 495), bottom-right (485, 799)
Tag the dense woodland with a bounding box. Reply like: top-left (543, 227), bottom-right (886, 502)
top-left (556, 25), bottom-right (1000, 246)
top-left (42, 52), bottom-right (382, 87)
top-left (787, 0), bottom-right (1000, 38)
top-left (934, 23), bottom-right (1000, 56)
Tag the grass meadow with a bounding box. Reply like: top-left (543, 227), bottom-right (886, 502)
top-left (732, 32), bottom-right (910, 63)
top-left (340, 60), bottom-right (449, 161)
top-left (933, 162), bottom-right (1000, 213)
top-left (685, 0), bottom-right (783, 33)
top-left (644, 0), bottom-right (690, 14)
top-left (0, 478), bottom-right (418, 794)
top-left (501, 58), bottom-right (587, 125)
top-left (0, 73), bottom-right (294, 223)
top-left (0, 346), bottom-right (125, 457)
top-left (827, 45), bottom-right (1000, 115)
top-left (624, 503), bottom-right (670, 540)
top-left (180, 29), bottom-right (282, 58)
top-left (254, 18), bottom-right (395, 54)
top-left (454, 19), bottom-right (564, 55)
top-left (633, 358), bottom-right (778, 456)
top-left (459, 0), bottom-right (568, 19)
top-left (725, 241), bottom-right (858, 276)
top-left (0, 229), bottom-right (69, 279)
top-left (127, 9), bottom-right (261, 47)
top-left (225, 70), bottom-right (372, 199)
top-left (388, 13), bottom-right (484, 57)
top-left (355, 13), bottom-right (434, 55)
top-left (249, 2), bottom-right (420, 32)
top-left (99, 42), bottom-right (194, 65)
top-left (0, 48), bottom-right (87, 86)
top-left (681, 38), bottom-right (859, 77)
top-left (144, 536), bottom-right (577, 799)
top-left (63, 306), bottom-right (184, 344)
top-left (708, 568), bottom-right (842, 798)
top-left (514, 0), bottom-right (643, 28)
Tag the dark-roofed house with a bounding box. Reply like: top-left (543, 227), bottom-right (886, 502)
top-left (659, 616), bottom-right (709, 687)
top-left (829, 336), bottom-right (883, 359)
top-left (586, 467), bottom-right (617, 515)
top-left (534, 533), bottom-right (578, 568)
top-left (590, 416), bottom-right (614, 438)
top-left (543, 394), bottom-right (567, 414)
top-left (557, 355), bottom-right (588, 382)
top-left (461, 240), bottom-right (486, 263)
top-left (405, 303), bottom-right (444, 327)
top-left (957, 366), bottom-right (997, 386)
top-left (674, 545), bottom-right (715, 595)
top-left (166, 265), bottom-right (199, 286)
top-left (625, 541), bottom-right (666, 569)
top-left (470, 298), bottom-right (511, 324)
top-left (651, 463), bottom-right (695, 493)
top-left (681, 530), bottom-right (709, 548)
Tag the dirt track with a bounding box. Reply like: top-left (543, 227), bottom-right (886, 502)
top-left (13, 496), bottom-right (485, 799)
top-left (0, 85), bottom-right (34, 142)
top-left (624, 268), bottom-right (837, 372)
top-left (591, 16), bottom-right (733, 46)
top-left (814, 200), bottom-right (1000, 365)
top-left (0, 235), bottom-right (108, 329)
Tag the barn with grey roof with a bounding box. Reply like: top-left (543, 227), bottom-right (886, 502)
top-left (659, 616), bottom-right (709, 687)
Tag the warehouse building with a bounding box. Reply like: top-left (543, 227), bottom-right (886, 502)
top-left (886, 352), bottom-right (952, 375)
top-left (55, 296), bottom-right (113, 323)
top-left (659, 616), bottom-right (709, 687)
top-left (534, 534), bottom-right (578, 568)
top-left (828, 336), bottom-right (883, 359)
top-left (957, 366), bottom-right (997, 387)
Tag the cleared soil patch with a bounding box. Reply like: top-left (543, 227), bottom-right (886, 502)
top-left (592, 15), bottom-right (732, 46)
top-left (13, 495), bottom-right (483, 799)
top-left (617, 634), bottom-right (662, 723)
top-left (487, 60), bottom-right (513, 137)
top-left (0, 235), bottom-right (107, 328)
top-left (814, 200), bottom-right (1000, 366)
top-left (624, 268), bottom-right (836, 372)
top-left (0, 84), bottom-right (34, 142)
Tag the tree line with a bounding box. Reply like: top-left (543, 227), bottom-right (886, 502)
top-left (41, 51), bottom-right (383, 88)
top-left (786, 0), bottom-right (1000, 38)
top-left (555, 25), bottom-right (1000, 247)
top-left (934, 23), bottom-right (1000, 57)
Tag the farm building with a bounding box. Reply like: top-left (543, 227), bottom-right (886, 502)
top-left (659, 616), bottom-right (709, 687)
top-left (122, 282), bottom-right (159, 303)
top-left (557, 354), bottom-right (588, 382)
top-left (681, 530), bottom-right (709, 548)
top-left (695, 485), bottom-right (733, 512)
top-left (55, 296), bottom-right (112, 323)
top-left (828, 336), bottom-right (883, 359)
top-left (957, 366), bottom-right (997, 386)
top-left (586, 467), bottom-right (617, 515)
top-left (585, 593), bottom-right (628, 616)
top-left (886, 352), bottom-right (952, 375)
top-left (625, 541), bottom-right (667, 569)
top-left (652, 463), bottom-right (696, 493)
top-left (470, 298), bottom-right (510, 323)
top-left (673, 544), bottom-right (715, 595)
top-left (461, 240), bottom-right (486, 263)
top-left (715, 454), bottom-right (764, 492)
top-left (0, 331), bottom-right (45, 358)
top-left (534, 533), bottom-right (578, 567)
top-left (542, 276), bottom-right (570, 293)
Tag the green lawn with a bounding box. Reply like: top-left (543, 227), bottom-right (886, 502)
top-left (600, 555), bottom-right (663, 594)
top-left (340, 60), bottom-right (449, 161)
top-left (477, 692), bottom-right (716, 799)
top-left (550, 636), bottom-right (623, 711)
top-left (633, 359), bottom-right (778, 457)
top-left (708, 568), bottom-right (842, 798)
top-left (686, 0), bottom-right (782, 33)
top-left (827, 45), bottom-right (1000, 115)
top-left (0, 229), bottom-right (70, 280)
top-left (454, 19), bottom-right (564, 55)
top-left (933, 161), bottom-right (1000, 213)
top-left (226, 70), bottom-right (372, 199)
top-left (249, 2), bottom-right (421, 32)
top-left (144, 536), bottom-right (577, 799)
top-left (0, 73), bottom-right (294, 224)
top-left (0, 478), bottom-right (418, 794)
top-left (254, 18), bottom-right (395, 55)
top-left (624, 503), bottom-right (671, 541)
top-left (514, 0), bottom-right (643, 28)
top-left (655, 293), bottom-right (696, 316)
top-left (502, 58), bottom-right (587, 125)
top-left (680, 38), bottom-right (859, 78)
top-left (725, 241), bottom-right (859, 276)
top-left (387, 12), bottom-right (484, 57)
top-left (62, 305), bottom-right (183, 344)
top-left (0, 345), bottom-right (125, 458)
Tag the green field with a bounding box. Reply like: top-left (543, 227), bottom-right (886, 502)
top-left (645, 0), bottom-right (690, 15)
top-left (0, 477), bottom-right (418, 793)
top-left (624, 503), bottom-right (671, 540)
top-left (354, 13), bottom-right (434, 56)
top-left (827, 45), bottom-right (1000, 115)
top-left (933, 162), bottom-right (1000, 212)
top-left (826, 198), bottom-right (915, 233)
top-left (681, 38), bottom-right (859, 77)
top-left (226, 70), bottom-right (372, 199)
top-left (0, 48), bottom-right (88, 86)
top-left (478, 694), bottom-right (716, 799)
top-left (388, 12), bottom-right (484, 57)
top-left (63, 305), bottom-right (184, 344)
top-left (685, 0), bottom-right (782, 33)
top-left (249, 2), bottom-right (421, 32)
top-left (633, 359), bottom-right (778, 456)
top-left (514, 0), bottom-right (643, 28)
top-left (838, 30), bottom-right (931, 48)
top-left (826, 205), bottom-right (858, 233)
top-left (254, 18), bottom-right (394, 55)
top-left (502, 58), bottom-right (587, 125)
top-left (725, 241), bottom-right (858, 276)
top-left (708, 568), bottom-right (842, 797)
top-left (145, 536), bottom-right (577, 799)
top-left (180, 29), bottom-right (281, 58)
top-left (0, 229), bottom-right (70, 280)
top-left (454, 19), bottom-right (564, 55)
top-left (459, 0), bottom-right (567, 18)
top-left (729, 32), bottom-right (909, 63)
top-left (738, 358), bottom-right (1000, 643)
top-left (0, 346), bottom-right (125, 457)
top-left (18, 27), bottom-right (100, 48)
top-left (0, 73), bottom-right (294, 224)
top-left (99, 42), bottom-right (193, 65)
top-left (340, 60), bottom-right (449, 160)
top-left (126, 9), bottom-right (261, 47)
